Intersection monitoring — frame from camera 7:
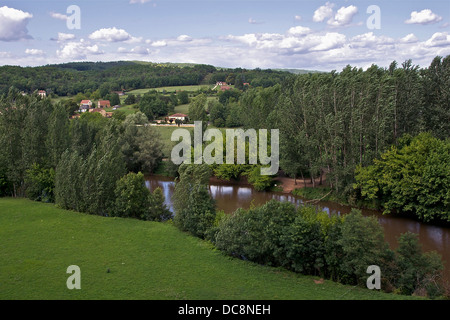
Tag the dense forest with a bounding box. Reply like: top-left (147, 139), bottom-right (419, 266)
top-left (0, 61), bottom-right (290, 96)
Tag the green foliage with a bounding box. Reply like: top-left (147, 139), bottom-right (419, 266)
top-left (173, 164), bottom-right (215, 238)
top-left (24, 164), bottom-right (55, 202)
top-left (354, 133), bottom-right (450, 222)
top-left (188, 93), bottom-right (207, 122)
top-left (394, 232), bottom-right (444, 297)
top-left (120, 115), bottom-right (164, 174)
top-left (147, 187), bottom-right (172, 221)
top-left (124, 94), bottom-right (136, 105)
top-left (138, 91), bottom-right (169, 120)
top-left (337, 210), bottom-right (391, 285)
top-left (243, 166), bottom-right (274, 191)
top-left (113, 172), bottom-right (151, 219)
top-left (177, 91), bottom-right (189, 105)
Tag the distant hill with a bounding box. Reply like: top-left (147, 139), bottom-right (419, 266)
top-left (0, 61), bottom-right (291, 96)
top-left (273, 68), bottom-right (324, 74)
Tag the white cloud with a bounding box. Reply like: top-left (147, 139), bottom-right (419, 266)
top-left (25, 49), bottom-right (44, 56)
top-left (294, 15), bottom-right (302, 21)
top-left (151, 40), bottom-right (167, 47)
top-left (89, 27), bottom-right (133, 42)
top-left (287, 26), bottom-right (312, 36)
top-left (57, 39), bottom-right (104, 60)
top-left (52, 32), bottom-right (76, 42)
top-left (177, 35), bottom-right (192, 42)
top-left (327, 5), bottom-right (358, 27)
top-left (313, 2), bottom-right (335, 22)
top-left (49, 12), bottom-right (68, 21)
top-left (0, 6), bottom-right (33, 41)
top-left (405, 9), bottom-right (442, 25)
top-left (425, 32), bottom-right (450, 47)
top-left (400, 33), bottom-right (419, 43)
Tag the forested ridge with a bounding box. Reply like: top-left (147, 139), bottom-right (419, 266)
top-left (0, 61), bottom-right (290, 96)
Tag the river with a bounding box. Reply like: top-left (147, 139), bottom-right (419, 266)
top-left (145, 175), bottom-right (450, 281)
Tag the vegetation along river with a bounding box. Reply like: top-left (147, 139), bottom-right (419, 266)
top-left (145, 175), bottom-right (450, 282)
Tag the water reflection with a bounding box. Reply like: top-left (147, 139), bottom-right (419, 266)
top-left (145, 175), bottom-right (450, 281)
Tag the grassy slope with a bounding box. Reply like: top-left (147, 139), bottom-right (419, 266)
top-left (0, 198), bottom-right (418, 300)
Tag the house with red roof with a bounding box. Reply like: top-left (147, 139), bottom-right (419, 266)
top-left (167, 113), bottom-right (189, 123)
top-left (79, 100), bottom-right (93, 112)
top-left (98, 100), bottom-right (111, 108)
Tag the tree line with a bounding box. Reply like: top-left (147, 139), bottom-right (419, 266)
top-left (0, 88), bottom-right (168, 220)
top-left (205, 56), bottom-right (449, 223)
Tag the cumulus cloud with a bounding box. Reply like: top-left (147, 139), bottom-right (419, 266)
top-left (425, 32), bottom-right (450, 47)
top-left (89, 27), bottom-right (133, 42)
top-left (0, 6), bottom-right (33, 41)
top-left (57, 39), bottom-right (103, 60)
top-left (287, 26), bottom-right (312, 36)
top-left (25, 49), bottom-right (44, 56)
top-left (177, 35), bottom-right (192, 42)
top-left (400, 33), bottom-right (419, 43)
top-left (327, 5), bottom-right (358, 27)
top-left (51, 32), bottom-right (76, 42)
top-left (151, 40), bottom-right (167, 47)
top-left (294, 15), bottom-right (302, 21)
top-left (313, 2), bottom-right (335, 22)
top-left (405, 9), bottom-right (442, 25)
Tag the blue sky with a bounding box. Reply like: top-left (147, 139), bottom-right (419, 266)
top-left (0, 0), bottom-right (449, 70)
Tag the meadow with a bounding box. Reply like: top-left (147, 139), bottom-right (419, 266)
top-left (0, 198), bottom-right (417, 300)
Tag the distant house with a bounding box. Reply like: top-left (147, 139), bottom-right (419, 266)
top-left (113, 91), bottom-right (125, 96)
top-left (220, 85), bottom-right (232, 91)
top-left (216, 81), bottom-right (228, 86)
top-left (79, 100), bottom-right (93, 112)
top-left (98, 100), bottom-right (111, 108)
top-left (89, 108), bottom-right (113, 118)
top-left (38, 90), bottom-right (46, 98)
top-left (168, 113), bottom-right (188, 123)
top-left (243, 83), bottom-right (250, 86)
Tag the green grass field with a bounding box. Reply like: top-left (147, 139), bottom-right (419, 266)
top-left (0, 198), bottom-right (418, 300)
top-left (127, 85), bottom-right (212, 95)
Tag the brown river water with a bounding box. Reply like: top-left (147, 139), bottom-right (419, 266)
top-left (145, 175), bottom-right (450, 281)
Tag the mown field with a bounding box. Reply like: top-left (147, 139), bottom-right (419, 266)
top-left (0, 198), bottom-right (418, 300)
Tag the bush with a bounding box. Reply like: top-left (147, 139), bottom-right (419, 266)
top-left (25, 164), bottom-right (55, 202)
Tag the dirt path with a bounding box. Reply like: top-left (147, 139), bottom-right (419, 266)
top-left (274, 174), bottom-right (326, 194)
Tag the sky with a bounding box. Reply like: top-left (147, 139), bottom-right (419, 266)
top-left (0, 0), bottom-right (449, 71)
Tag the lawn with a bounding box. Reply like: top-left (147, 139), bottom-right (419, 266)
top-left (153, 125), bottom-right (194, 158)
top-left (0, 198), bottom-right (418, 300)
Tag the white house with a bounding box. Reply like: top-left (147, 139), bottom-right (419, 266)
top-left (79, 100), bottom-right (93, 112)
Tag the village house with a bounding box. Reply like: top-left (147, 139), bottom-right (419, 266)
top-left (98, 100), bottom-right (111, 108)
top-left (89, 108), bottom-right (113, 118)
top-left (167, 113), bottom-right (188, 123)
top-left (79, 100), bottom-right (93, 112)
top-left (220, 85), bottom-right (232, 91)
top-left (38, 90), bottom-right (46, 98)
